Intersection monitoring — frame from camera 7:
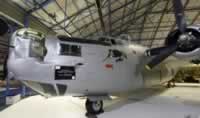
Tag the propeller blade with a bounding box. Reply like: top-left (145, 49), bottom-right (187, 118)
top-left (0, 18), bottom-right (8, 36)
top-left (145, 45), bottom-right (178, 70)
top-left (145, 46), bottom-right (169, 56)
top-left (172, 0), bottom-right (187, 33)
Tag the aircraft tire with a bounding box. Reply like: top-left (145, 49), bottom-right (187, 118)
top-left (86, 99), bottom-right (103, 115)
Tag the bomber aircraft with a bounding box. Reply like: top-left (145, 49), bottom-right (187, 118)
top-left (1, 0), bottom-right (200, 116)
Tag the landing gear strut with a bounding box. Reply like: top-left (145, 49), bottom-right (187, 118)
top-left (85, 99), bottom-right (104, 116)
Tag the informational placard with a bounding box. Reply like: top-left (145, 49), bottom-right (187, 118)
top-left (55, 66), bottom-right (75, 80)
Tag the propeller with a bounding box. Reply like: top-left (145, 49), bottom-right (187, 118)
top-left (145, 47), bottom-right (169, 56)
top-left (173, 0), bottom-right (187, 33)
top-left (145, 0), bottom-right (190, 70)
top-left (145, 45), bottom-right (177, 70)
top-left (0, 18), bottom-right (8, 36)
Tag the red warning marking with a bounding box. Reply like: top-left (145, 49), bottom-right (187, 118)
top-left (105, 64), bottom-right (113, 69)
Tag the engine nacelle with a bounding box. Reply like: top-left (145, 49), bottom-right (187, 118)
top-left (165, 25), bottom-right (200, 61)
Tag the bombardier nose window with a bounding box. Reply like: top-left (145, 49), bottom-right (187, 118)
top-left (17, 29), bottom-right (46, 60)
top-left (30, 39), bottom-right (46, 59)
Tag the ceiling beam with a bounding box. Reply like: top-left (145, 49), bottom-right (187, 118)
top-left (0, 0), bottom-right (55, 34)
top-left (151, 6), bottom-right (199, 14)
top-left (149, 0), bottom-right (170, 47)
top-left (32, 0), bottom-right (72, 36)
top-left (72, 0), bottom-right (138, 35)
top-left (84, 3), bottom-right (200, 38)
top-left (119, 0), bottom-right (128, 33)
top-left (111, 0), bottom-right (160, 36)
top-left (95, 0), bottom-right (106, 34)
top-left (86, 5), bottom-right (156, 38)
top-left (108, 0), bottom-right (112, 35)
top-left (55, 0), bottom-right (82, 36)
top-left (119, 0), bottom-right (139, 36)
top-left (191, 11), bottom-right (200, 24)
top-left (51, 3), bottom-right (95, 28)
top-left (27, 0), bottom-right (53, 13)
top-left (137, 0), bottom-right (159, 43)
top-left (85, 0), bottom-right (98, 34)
top-left (84, 0), bottom-right (158, 38)
top-left (128, 29), bottom-right (170, 33)
top-left (128, 25), bottom-right (173, 30)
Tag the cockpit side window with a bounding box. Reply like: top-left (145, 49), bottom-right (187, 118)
top-left (98, 37), bottom-right (119, 45)
top-left (98, 37), bottom-right (111, 44)
top-left (59, 43), bottom-right (81, 56)
top-left (110, 39), bottom-right (116, 45)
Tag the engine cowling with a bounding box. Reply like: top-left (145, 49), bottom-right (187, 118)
top-left (165, 25), bottom-right (200, 60)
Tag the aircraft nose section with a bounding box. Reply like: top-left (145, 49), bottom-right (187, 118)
top-left (22, 81), bottom-right (57, 97)
top-left (22, 81), bottom-right (67, 97)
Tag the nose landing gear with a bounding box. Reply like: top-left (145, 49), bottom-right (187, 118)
top-left (85, 99), bottom-right (104, 116)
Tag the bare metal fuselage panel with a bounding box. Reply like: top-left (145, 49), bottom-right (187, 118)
top-left (7, 29), bottom-right (187, 97)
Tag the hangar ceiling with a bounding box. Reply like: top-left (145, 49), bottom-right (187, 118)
top-left (10, 0), bottom-right (200, 48)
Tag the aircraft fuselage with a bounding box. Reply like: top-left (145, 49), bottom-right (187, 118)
top-left (7, 29), bottom-right (180, 97)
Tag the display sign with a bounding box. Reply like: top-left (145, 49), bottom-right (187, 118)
top-left (55, 66), bottom-right (75, 80)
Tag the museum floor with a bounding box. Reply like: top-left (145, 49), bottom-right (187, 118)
top-left (1, 86), bottom-right (200, 118)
